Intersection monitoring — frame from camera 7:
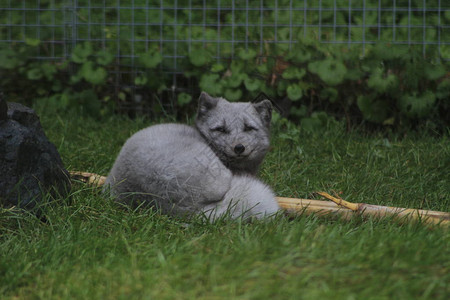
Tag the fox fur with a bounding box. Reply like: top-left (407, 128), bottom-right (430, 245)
top-left (104, 92), bottom-right (280, 220)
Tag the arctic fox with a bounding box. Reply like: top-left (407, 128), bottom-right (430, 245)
top-left (104, 92), bottom-right (280, 220)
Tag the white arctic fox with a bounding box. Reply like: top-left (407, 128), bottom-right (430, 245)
top-left (104, 92), bottom-right (280, 220)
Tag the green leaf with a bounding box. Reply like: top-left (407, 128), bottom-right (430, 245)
top-left (274, 29), bottom-right (291, 54)
top-left (436, 79), bottom-right (450, 99)
top-left (308, 58), bottom-right (347, 86)
top-left (57, 60), bottom-right (69, 70)
top-left (238, 48), bottom-right (257, 61)
top-left (71, 43), bottom-right (93, 64)
top-left (300, 112), bottom-right (329, 133)
top-left (286, 84), bottom-right (303, 101)
top-left (26, 68), bottom-right (43, 80)
top-left (177, 92), bottom-right (192, 106)
top-left (445, 10), bottom-right (450, 19)
top-left (282, 67), bottom-right (306, 80)
top-left (345, 69), bottom-right (363, 81)
top-left (357, 95), bottom-right (389, 124)
top-left (199, 74), bottom-right (223, 96)
top-left (25, 38), bottom-right (40, 46)
top-left (369, 43), bottom-right (409, 61)
top-left (225, 72), bottom-right (244, 88)
top-left (51, 80), bottom-right (63, 92)
top-left (139, 51), bottom-right (162, 68)
top-left (260, 85), bottom-right (276, 99)
top-left (189, 49), bottom-right (212, 67)
top-left (288, 47), bottom-right (312, 64)
top-left (290, 105), bottom-right (308, 118)
top-left (118, 92), bottom-right (126, 101)
top-left (424, 63), bottom-right (446, 81)
top-left (134, 75), bottom-right (148, 85)
top-left (59, 92), bottom-right (70, 108)
top-left (70, 73), bottom-right (83, 84)
top-left (36, 88), bottom-right (47, 96)
top-left (320, 87), bottom-right (339, 103)
top-left (80, 61), bottom-right (107, 85)
top-left (398, 91), bottom-right (436, 118)
top-left (41, 63), bottom-right (57, 80)
top-left (244, 77), bottom-right (261, 92)
top-left (256, 63), bottom-right (269, 74)
top-left (224, 88), bottom-right (243, 101)
top-left (96, 50), bottom-right (115, 66)
top-left (211, 63), bottom-right (225, 73)
top-left (40, 92), bottom-right (70, 111)
top-left (0, 48), bottom-right (23, 69)
top-left (367, 68), bottom-right (398, 93)
top-left (230, 60), bottom-right (245, 73)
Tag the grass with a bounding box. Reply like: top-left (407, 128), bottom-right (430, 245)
top-left (1, 108), bottom-right (449, 299)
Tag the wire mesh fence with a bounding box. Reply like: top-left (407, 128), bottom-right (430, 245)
top-left (1, 0), bottom-right (449, 107)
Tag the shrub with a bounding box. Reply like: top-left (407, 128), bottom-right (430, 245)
top-left (0, 38), bottom-right (448, 130)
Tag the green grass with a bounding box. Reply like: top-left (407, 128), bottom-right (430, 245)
top-left (1, 109), bottom-right (449, 299)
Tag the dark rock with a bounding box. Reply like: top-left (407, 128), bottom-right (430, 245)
top-left (7, 102), bottom-right (40, 127)
top-left (0, 99), bottom-right (71, 209)
top-left (0, 94), bottom-right (6, 121)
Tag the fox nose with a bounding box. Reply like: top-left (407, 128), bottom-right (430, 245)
top-left (234, 144), bottom-right (245, 155)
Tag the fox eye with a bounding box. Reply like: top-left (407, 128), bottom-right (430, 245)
top-left (212, 126), bottom-right (227, 133)
top-left (244, 125), bottom-right (257, 132)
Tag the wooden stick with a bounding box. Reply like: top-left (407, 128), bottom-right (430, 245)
top-left (69, 171), bottom-right (449, 226)
top-left (316, 192), bottom-right (359, 211)
top-left (275, 197), bottom-right (355, 219)
top-left (69, 171), bottom-right (106, 187)
top-left (277, 196), bottom-right (449, 226)
top-left (318, 192), bottom-right (449, 226)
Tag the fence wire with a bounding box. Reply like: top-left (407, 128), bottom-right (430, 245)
top-left (1, 0), bottom-right (449, 102)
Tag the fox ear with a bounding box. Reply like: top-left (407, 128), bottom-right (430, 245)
top-left (198, 92), bottom-right (219, 117)
top-left (253, 99), bottom-right (272, 126)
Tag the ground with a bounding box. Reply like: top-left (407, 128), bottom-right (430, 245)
top-left (0, 107), bottom-right (448, 299)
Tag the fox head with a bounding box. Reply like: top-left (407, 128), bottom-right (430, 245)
top-left (195, 92), bottom-right (272, 175)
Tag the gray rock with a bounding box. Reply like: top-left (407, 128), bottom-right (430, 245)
top-left (0, 94), bottom-right (6, 121)
top-left (0, 96), bottom-right (71, 209)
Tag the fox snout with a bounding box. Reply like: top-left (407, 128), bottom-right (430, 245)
top-left (234, 144), bottom-right (245, 155)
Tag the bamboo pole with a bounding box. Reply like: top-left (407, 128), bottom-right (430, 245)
top-left (69, 171), bottom-right (449, 226)
top-left (316, 192), bottom-right (449, 226)
top-left (70, 171), bottom-right (106, 187)
top-left (277, 195), bottom-right (449, 226)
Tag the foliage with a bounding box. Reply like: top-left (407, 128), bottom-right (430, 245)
top-left (1, 39), bottom-right (448, 130)
top-left (0, 0), bottom-right (449, 129)
top-left (0, 41), bottom-right (166, 117)
top-left (183, 37), bottom-right (449, 131)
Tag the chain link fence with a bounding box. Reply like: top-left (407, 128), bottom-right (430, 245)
top-left (1, 0), bottom-right (449, 105)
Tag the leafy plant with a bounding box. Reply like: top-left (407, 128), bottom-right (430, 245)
top-left (0, 41), bottom-right (165, 117)
top-left (308, 58), bottom-right (347, 86)
top-left (180, 39), bottom-right (448, 131)
top-left (0, 4), bottom-right (450, 130)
